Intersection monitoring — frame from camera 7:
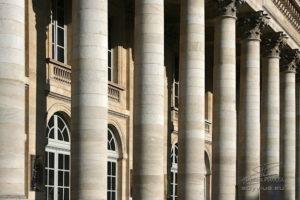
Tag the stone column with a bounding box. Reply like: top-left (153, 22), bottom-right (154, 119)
top-left (71, 0), bottom-right (108, 199)
top-left (237, 12), bottom-right (269, 199)
top-left (0, 0), bottom-right (26, 199)
top-left (132, 0), bottom-right (165, 199)
top-left (260, 32), bottom-right (286, 199)
top-left (280, 49), bottom-right (299, 200)
top-left (177, 0), bottom-right (205, 199)
top-left (296, 72), bottom-right (300, 200)
top-left (211, 1), bottom-right (243, 199)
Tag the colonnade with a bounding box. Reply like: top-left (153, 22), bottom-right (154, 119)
top-left (0, 0), bottom-right (299, 200)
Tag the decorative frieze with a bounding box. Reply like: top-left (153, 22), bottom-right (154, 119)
top-left (213, 0), bottom-right (245, 17)
top-left (238, 11), bottom-right (269, 40)
top-left (280, 49), bottom-right (300, 73)
top-left (271, 0), bottom-right (300, 32)
top-left (261, 32), bottom-right (288, 57)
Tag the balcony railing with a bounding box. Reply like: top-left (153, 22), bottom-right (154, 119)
top-left (47, 59), bottom-right (71, 85)
top-left (108, 82), bottom-right (124, 102)
top-left (46, 59), bottom-right (125, 103)
top-left (172, 107), bottom-right (212, 134)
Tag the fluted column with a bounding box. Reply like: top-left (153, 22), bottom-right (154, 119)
top-left (71, 0), bottom-right (108, 199)
top-left (0, 1), bottom-right (26, 199)
top-left (280, 49), bottom-right (299, 200)
top-left (177, 0), bottom-right (205, 199)
top-left (260, 32), bottom-right (286, 199)
top-left (211, 1), bottom-right (242, 199)
top-left (237, 11), bottom-right (268, 199)
top-left (132, 0), bottom-right (165, 199)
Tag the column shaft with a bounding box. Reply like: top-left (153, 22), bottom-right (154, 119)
top-left (296, 79), bottom-right (300, 200)
top-left (238, 38), bottom-right (261, 199)
top-left (178, 0), bottom-right (205, 199)
top-left (260, 32), bottom-right (286, 199)
top-left (71, 0), bottom-right (108, 199)
top-left (212, 2), bottom-right (239, 199)
top-left (237, 12), bottom-right (269, 199)
top-left (132, 0), bottom-right (165, 199)
top-left (280, 50), bottom-right (298, 199)
top-left (0, 0), bottom-right (26, 198)
top-left (280, 71), bottom-right (296, 200)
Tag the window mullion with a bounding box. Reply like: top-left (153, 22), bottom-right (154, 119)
top-left (54, 150), bottom-right (58, 200)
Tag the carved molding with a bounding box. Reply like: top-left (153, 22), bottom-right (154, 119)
top-left (280, 49), bottom-right (300, 73)
top-left (271, 0), bottom-right (300, 33)
top-left (261, 32), bottom-right (288, 58)
top-left (238, 11), bottom-right (270, 40)
top-left (213, 0), bottom-right (245, 17)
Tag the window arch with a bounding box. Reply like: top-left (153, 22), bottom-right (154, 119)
top-left (170, 143), bottom-right (178, 200)
top-left (45, 113), bottom-right (70, 200)
top-left (107, 128), bottom-right (119, 200)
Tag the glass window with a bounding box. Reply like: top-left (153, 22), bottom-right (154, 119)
top-left (107, 128), bottom-right (119, 200)
top-left (170, 144), bottom-right (178, 200)
top-left (46, 114), bottom-right (70, 200)
top-left (108, 19), bottom-right (114, 82)
top-left (174, 56), bottom-right (179, 108)
top-left (52, 0), bottom-right (66, 63)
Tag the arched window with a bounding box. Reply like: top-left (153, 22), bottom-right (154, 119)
top-left (170, 143), bottom-right (178, 200)
top-left (107, 128), bottom-right (119, 200)
top-left (45, 113), bottom-right (70, 200)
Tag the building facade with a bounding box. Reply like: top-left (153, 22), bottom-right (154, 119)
top-left (0, 0), bottom-right (300, 200)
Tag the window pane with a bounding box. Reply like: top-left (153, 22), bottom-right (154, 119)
top-left (108, 162), bottom-right (111, 175)
top-left (57, 47), bottom-right (64, 63)
top-left (64, 171), bottom-right (69, 186)
top-left (45, 169), bottom-right (48, 185)
top-left (58, 131), bottom-right (63, 141)
top-left (48, 187), bottom-right (54, 200)
top-left (59, 154), bottom-right (64, 169)
top-left (108, 177), bottom-right (112, 190)
top-left (49, 129), bottom-right (55, 139)
top-left (111, 141), bottom-right (116, 151)
top-left (62, 129), bottom-right (69, 142)
top-left (58, 187), bottom-right (63, 200)
top-left (107, 192), bottom-right (111, 200)
top-left (49, 153), bottom-right (54, 168)
top-left (112, 177), bottom-right (116, 190)
top-left (49, 170), bottom-right (54, 185)
top-left (57, 9), bottom-right (64, 27)
top-left (65, 155), bottom-right (69, 170)
top-left (112, 162), bottom-right (116, 175)
top-left (57, 28), bottom-right (64, 47)
top-left (58, 171), bottom-right (64, 186)
top-left (108, 68), bottom-right (112, 82)
top-left (64, 188), bottom-right (69, 200)
top-left (112, 192), bottom-right (116, 200)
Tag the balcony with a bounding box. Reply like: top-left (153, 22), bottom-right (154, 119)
top-left (46, 59), bottom-right (72, 99)
top-left (46, 59), bottom-right (125, 103)
top-left (171, 107), bottom-right (212, 135)
top-left (108, 82), bottom-right (124, 103)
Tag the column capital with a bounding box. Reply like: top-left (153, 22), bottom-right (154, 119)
top-left (238, 11), bottom-right (269, 40)
top-left (261, 32), bottom-right (288, 58)
top-left (280, 49), bottom-right (300, 73)
top-left (213, 0), bottom-right (245, 18)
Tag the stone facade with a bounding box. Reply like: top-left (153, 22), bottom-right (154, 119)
top-left (0, 0), bottom-right (299, 200)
